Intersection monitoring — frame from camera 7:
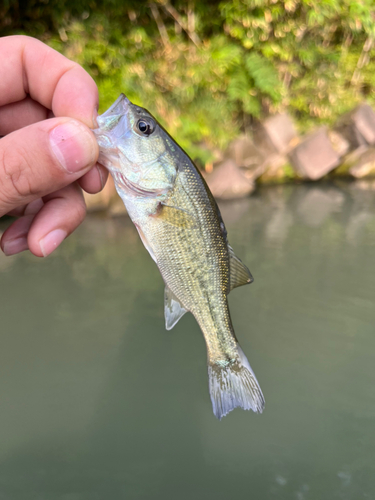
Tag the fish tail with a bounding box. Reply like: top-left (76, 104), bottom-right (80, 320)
top-left (208, 344), bottom-right (265, 420)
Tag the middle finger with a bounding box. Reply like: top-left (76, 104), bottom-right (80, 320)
top-left (0, 96), bottom-right (49, 135)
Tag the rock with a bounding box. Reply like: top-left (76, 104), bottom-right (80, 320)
top-left (258, 155), bottom-right (298, 184)
top-left (253, 113), bottom-right (298, 154)
top-left (328, 129), bottom-right (350, 157)
top-left (334, 146), bottom-right (368, 176)
top-left (224, 135), bottom-right (266, 180)
top-left (205, 159), bottom-right (254, 200)
top-left (335, 103), bottom-right (375, 149)
top-left (348, 147), bottom-right (375, 178)
top-left (289, 127), bottom-right (340, 180)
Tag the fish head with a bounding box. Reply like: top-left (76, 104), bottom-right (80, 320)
top-left (94, 94), bottom-right (177, 198)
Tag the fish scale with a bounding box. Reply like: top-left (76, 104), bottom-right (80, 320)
top-left (94, 94), bottom-right (265, 419)
top-left (150, 170), bottom-right (234, 362)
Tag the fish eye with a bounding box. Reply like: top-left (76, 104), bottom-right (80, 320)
top-left (136, 118), bottom-right (155, 136)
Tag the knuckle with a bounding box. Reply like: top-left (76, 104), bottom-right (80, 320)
top-left (0, 145), bottom-right (37, 202)
top-left (72, 197), bottom-right (86, 223)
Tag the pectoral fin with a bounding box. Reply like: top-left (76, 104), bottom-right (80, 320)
top-left (158, 203), bottom-right (197, 229)
top-left (228, 245), bottom-right (254, 291)
top-left (164, 285), bottom-right (187, 330)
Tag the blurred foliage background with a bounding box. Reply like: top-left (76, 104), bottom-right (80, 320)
top-left (1, 0), bottom-right (375, 166)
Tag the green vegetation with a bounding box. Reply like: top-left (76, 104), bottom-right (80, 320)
top-left (2, 0), bottom-right (375, 166)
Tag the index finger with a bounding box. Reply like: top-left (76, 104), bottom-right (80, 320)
top-left (0, 35), bottom-right (98, 128)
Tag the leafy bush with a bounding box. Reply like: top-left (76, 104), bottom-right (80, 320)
top-left (2, 0), bottom-right (375, 166)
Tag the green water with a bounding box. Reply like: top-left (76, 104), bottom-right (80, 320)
top-left (0, 182), bottom-right (375, 500)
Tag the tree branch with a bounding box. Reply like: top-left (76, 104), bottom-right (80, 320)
top-left (162, 3), bottom-right (200, 46)
top-left (150, 3), bottom-right (170, 48)
top-left (351, 36), bottom-right (374, 86)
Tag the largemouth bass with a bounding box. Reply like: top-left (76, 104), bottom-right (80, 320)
top-left (93, 94), bottom-right (265, 419)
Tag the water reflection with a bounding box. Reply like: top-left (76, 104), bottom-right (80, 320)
top-left (293, 186), bottom-right (345, 227)
top-left (0, 181), bottom-right (375, 499)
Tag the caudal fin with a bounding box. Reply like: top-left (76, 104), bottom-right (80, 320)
top-left (208, 345), bottom-right (265, 420)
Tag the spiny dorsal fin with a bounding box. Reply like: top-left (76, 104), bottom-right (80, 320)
top-left (228, 244), bottom-right (254, 291)
top-left (164, 285), bottom-right (188, 330)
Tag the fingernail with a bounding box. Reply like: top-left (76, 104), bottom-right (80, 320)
top-left (39, 229), bottom-right (67, 257)
top-left (2, 237), bottom-right (28, 256)
top-left (49, 121), bottom-right (97, 174)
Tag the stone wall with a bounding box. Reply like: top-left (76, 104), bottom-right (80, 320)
top-left (85, 102), bottom-right (375, 209)
top-left (205, 102), bottom-right (375, 200)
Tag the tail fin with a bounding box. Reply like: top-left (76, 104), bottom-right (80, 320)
top-left (208, 345), bottom-right (265, 420)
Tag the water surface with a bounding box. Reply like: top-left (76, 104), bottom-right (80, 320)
top-left (0, 182), bottom-right (375, 499)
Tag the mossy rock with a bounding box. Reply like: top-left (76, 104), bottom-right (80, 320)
top-left (334, 146), bottom-right (369, 176)
top-left (258, 158), bottom-right (301, 184)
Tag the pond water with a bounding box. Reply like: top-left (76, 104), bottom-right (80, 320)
top-left (0, 181), bottom-right (375, 500)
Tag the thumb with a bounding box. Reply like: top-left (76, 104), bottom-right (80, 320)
top-left (0, 117), bottom-right (99, 216)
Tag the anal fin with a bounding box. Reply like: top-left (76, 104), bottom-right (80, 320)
top-left (164, 285), bottom-right (188, 330)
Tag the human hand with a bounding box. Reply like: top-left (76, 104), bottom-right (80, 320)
top-left (0, 35), bottom-right (108, 257)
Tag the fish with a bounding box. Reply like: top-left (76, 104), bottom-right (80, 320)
top-left (93, 94), bottom-right (265, 419)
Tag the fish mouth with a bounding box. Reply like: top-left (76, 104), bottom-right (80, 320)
top-left (97, 93), bottom-right (130, 127)
top-left (93, 94), bottom-right (132, 168)
top-left (93, 93), bottom-right (131, 143)
top-left (93, 94), bottom-right (171, 199)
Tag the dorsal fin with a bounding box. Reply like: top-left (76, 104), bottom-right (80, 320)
top-left (164, 285), bottom-right (188, 330)
top-left (228, 245), bottom-right (254, 291)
